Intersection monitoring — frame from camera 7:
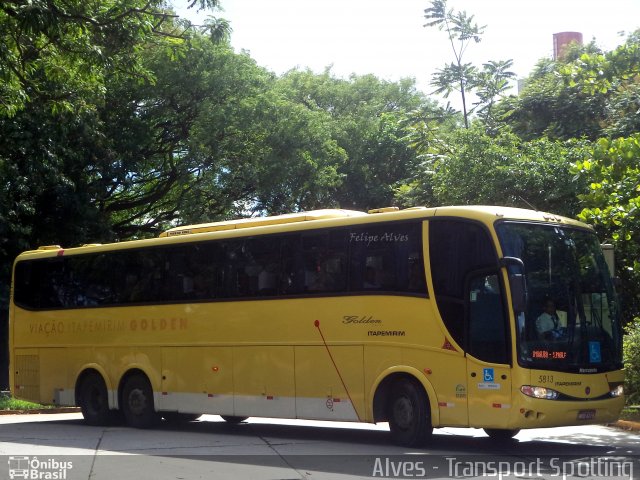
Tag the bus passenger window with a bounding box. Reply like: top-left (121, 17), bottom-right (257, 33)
top-left (302, 231), bottom-right (347, 294)
top-left (408, 260), bottom-right (426, 292)
top-left (280, 235), bottom-right (304, 295)
top-left (363, 265), bottom-right (382, 289)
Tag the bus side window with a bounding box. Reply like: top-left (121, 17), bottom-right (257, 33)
top-left (348, 223), bottom-right (427, 295)
top-left (302, 231), bottom-right (347, 293)
top-left (280, 235), bottom-right (304, 295)
top-left (244, 237), bottom-right (281, 296)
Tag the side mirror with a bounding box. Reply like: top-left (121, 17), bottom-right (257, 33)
top-left (499, 256), bottom-right (525, 270)
top-left (500, 257), bottom-right (528, 313)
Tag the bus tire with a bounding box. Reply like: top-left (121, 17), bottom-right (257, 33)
top-left (388, 378), bottom-right (433, 447)
top-left (163, 413), bottom-right (201, 423)
top-left (484, 428), bottom-right (520, 441)
top-left (121, 374), bottom-right (160, 429)
top-left (78, 373), bottom-right (111, 426)
top-left (221, 415), bottom-right (248, 424)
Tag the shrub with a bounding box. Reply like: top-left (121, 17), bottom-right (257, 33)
top-left (623, 318), bottom-right (640, 404)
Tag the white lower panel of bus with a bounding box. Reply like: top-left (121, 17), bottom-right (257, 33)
top-left (154, 391), bottom-right (359, 422)
top-left (54, 388), bottom-right (75, 406)
top-left (294, 396), bottom-right (359, 422)
top-left (155, 391), bottom-right (234, 415)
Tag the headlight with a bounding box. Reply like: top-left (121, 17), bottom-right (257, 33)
top-left (520, 385), bottom-right (560, 400)
top-left (610, 384), bottom-right (624, 397)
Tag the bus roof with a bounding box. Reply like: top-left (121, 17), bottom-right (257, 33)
top-left (158, 209), bottom-right (368, 237)
top-left (19, 205), bottom-right (591, 260)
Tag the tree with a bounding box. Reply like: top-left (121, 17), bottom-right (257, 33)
top-left (91, 37), bottom-right (272, 235)
top-left (81, 36), bottom-right (359, 231)
top-left (0, 0), bottom-right (223, 117)
top-left (623, 319), bottom-right (640, 404)
top-left (396, 125), bottom-right (588, 217)
top-left (573, 135), bottom-right (640, 324)
top-left (473, 59), bottom-right (515, 131)
top-left (276, 69), bottom-right (436, 210)
top-left (500, 32), bottom-right (640, 141)
top-left (422, 0), bottom-right (515, 133)
top-left (423, 0), bottom-right (484, 128)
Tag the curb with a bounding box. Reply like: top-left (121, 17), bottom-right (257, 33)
top-left (611, 420), bottom-right (640, 432)
top-left (0, 407), bottom-right (81, 416)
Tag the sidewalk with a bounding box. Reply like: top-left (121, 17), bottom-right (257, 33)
top-left (612, 419), bottom-right (640, 432)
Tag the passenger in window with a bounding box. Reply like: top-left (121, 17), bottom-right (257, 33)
top-left (306, 258), bottom-right (337, 292)
top-left (307, 266), bottom-right (328, 291)
top-left (258, 263), bottom-right (278, 295)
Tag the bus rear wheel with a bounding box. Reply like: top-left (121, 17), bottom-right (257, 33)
top-left (484, 428), bottom-right (520, 441)
top-left (221, 415), bottom-right (248, 424)
top-left (121, 374), bottom-right (160, 429)
top-left (388, 379), bottom-right (432, 447)
top-left (78, 373), bottom-right (111, 426)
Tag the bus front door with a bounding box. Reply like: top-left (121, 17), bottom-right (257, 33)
top-left (465, 273), bottom-right (513, 428)
top-left (466, 357), bottom-right (512, 428)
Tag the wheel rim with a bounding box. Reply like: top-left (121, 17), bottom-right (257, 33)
top-left (127, 387), bottom-right (148, 416)
top-left (392, 395), bottom-right (414, 430)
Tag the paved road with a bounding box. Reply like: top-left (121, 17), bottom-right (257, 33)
top-left (1, 413), bottom-right (638, 479)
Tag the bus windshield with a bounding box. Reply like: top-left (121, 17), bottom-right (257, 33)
top-left (497, 222), bottom-right (623, 373)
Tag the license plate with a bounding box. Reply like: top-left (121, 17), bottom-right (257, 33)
top-left (577, 409), bottom-right (596, 420)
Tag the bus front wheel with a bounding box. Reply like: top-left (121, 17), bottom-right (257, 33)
top-left (388, 379), bottom-right (433, 447)
top-left (121, 374), bottom-right (160, 429)
top-left (78, 373), bottom-right (111, 426)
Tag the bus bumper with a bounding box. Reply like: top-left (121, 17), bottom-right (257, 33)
top-left (512, 394), bottom-right (625, 429)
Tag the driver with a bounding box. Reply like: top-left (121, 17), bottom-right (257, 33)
top-left (536, 299), bottom-right (566, 340)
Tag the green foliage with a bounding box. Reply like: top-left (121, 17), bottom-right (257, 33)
top-left (0, 395), bottom-right (45, 411)
top-left (573, 135), bottom-right (640, 323)
top-left (397, 125), bottom-right (587, 217)
top-left (501, 31), bottom-right (640, 140)
top-left (276, 69), bottom-right (434, 210)
top-left (423, 0), bottom-right (514, 130)
top-left (0, 0), bottom-right (225, 117)
top-left (424, 0), bottom-right (485, 127)
top-left (623, 319), bottom-right (640, 404)
top-left (95, 37), bottom-right (279, 232)
top-left (500, 63), bottom-right (607, 140)
top-left (474, 59), bottom-right (515, 131)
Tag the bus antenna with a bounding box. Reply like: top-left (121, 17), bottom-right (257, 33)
top-left (519, 196), bottom-right (538, 211)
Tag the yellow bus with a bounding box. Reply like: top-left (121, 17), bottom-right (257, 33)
top-left (9, 206), bottom-right (624, 446)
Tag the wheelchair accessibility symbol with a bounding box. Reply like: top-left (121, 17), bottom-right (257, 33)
top-left (483, 368), bottom-right (494, 383)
